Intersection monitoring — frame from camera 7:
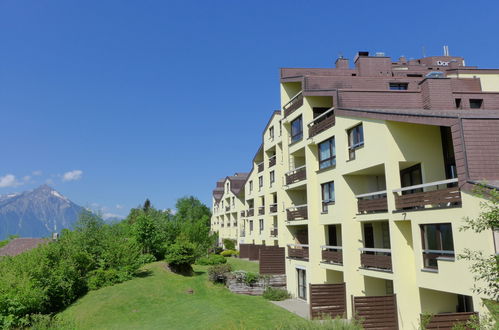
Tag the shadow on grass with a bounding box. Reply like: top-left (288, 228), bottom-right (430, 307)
top-left (135, 269), bottom-right (153, 278)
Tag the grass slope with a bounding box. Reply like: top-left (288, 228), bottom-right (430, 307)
top-left (59, 258), bottom-right (304, 330)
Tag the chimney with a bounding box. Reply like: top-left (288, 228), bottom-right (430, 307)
top-left (335, 57), bottom-right (349, 69)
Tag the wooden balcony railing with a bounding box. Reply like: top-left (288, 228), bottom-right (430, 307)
top-left (356, 190), bottom-right (388, 214)
top-left (269, 155), bottom-right (276, 168)
top-left (286, 204), bottom-right (308, 221)
top-left (257, 162), bottom-right (264, 173)
top-left (308, 108), bottom-right (335, 137)
top-left (321, 245), bottom-right (343, 265)
top-left (285, 165), bottom-right (306, 185)
top-left (360, 248), bottom-right (392, 271)
top-left (246, 208), bottom-right (254, 217)
top-left (258, 206), bottom-right (265, 215)
top-left (269, 203), bottom-right (278, 213)
top-left (423, 312), bottom-right (478, 329)
top-left (270, 228), bottom-right (278, 237)
top-left (283, 92), bottom-right (303, 118)
top-left (393, 178), bottom-right (461, 211)
top-left (287, 244), bottom-right (309, 260)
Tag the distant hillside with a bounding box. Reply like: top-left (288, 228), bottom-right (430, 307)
top-left (0, 185), bottom-right (84, 240)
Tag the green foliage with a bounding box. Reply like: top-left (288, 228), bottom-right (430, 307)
top-left (223, 239), bottom-right (236, 250)
top-left (220, 249), bottom-right (239, 257)
top-left (459, 184), bottom-right (499, 300)
top-left (277, 315), bottom-right (363, 329)
top-left (196, 254), bottom-right (227, 265)
top-left (207, 264), bottom-right (232, 283)
top-left (165, 240), bottom-right (196, 267)
top-left (86, 268), bottom-right (133, 290)
top-left (263, 287), bottom-right (291, 301)
top-left (244, 272), bottom-right (259, 286)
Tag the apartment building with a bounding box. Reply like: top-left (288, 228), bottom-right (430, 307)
top-left (211, 173), bottom-right (248, 245)
top-left (211, 50), bottom-right (499, 328)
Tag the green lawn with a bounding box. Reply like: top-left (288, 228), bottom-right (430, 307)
top-left (225, 257), bottom-right (259, 273)
top-left (58, 259), bottom-right (305, 330)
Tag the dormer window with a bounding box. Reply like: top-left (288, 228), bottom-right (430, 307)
top-left (469, 99), bottom-right (483, 109)
top-left (389, 83), bottom-right (408, 90)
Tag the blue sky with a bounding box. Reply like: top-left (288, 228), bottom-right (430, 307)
top-left (1, 0), bottom-right (499, 218)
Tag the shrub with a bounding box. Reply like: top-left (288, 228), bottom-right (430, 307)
top-left (222, 239), bottom-right (236, 250)
top-left (213, 246), bottom-right (223, 254)
top-left (263, 287), bottom-right (291, 301)
top-left (220, 249), bottom-right (239, 257)
top-left (244, 272), bottom-right (259, 286)
top-left (196, 254), bottom-right (227, 265)
top-left (140, 253), bottom-right (157, 264)
top-left (165, 240), bottom-right (197, 274)
top-left (86, 268), bottom-right (133, 290)
top-left (207, 264), bottom-right (232, 283)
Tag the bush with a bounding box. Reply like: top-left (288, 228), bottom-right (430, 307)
top-left (213, 246), bottom-right (224, 254)
top-left (222, 239), bottom-right (236, 250)
top-left (86, 268), bottom-right (133, 290)
top-left (263, 287), bottom-right (291, 301)
top-left (196, 254), bottom-right (227, 265)
top-left (207, 264), bottom-right (232, 283)
top-left (220, 249), bottom-right (239, 257)
top-left (244, 272), bottom-right (259, 286)
top-left (165, 240), bottom-right (197, 274)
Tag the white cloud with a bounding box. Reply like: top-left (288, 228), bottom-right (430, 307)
top-left (62, 170), bottom-right (83, 182)
top-left (102, 212), bottom-right (125, 220)
top-left (32, 170), bottom-right (43, 176)
top-left (23, 175), bottom-right (31, 182)
top-left (116, 204), bottom-right (124, 209)
top-left (0, 174), bottom-right (22, 188)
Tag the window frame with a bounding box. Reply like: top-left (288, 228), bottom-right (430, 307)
top-left (318, 137), bottom-right (336, 170)
top-left (389, 82), bottom-right (409, 90)
top-left (347, 124), bottom-right (364, 160)
top-left (321, 181), bottom-right (335, 213)
top-left (269, 170), bottom-right (275, 185)
top-left (420, 223), bottom-right (455, 269)
top-left (291, 116), bottom-right (303, 143)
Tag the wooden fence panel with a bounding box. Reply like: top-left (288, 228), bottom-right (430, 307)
top-left (353, 295), bottom-right (398, 329)
top-left (309, 283), bottom-right (346, 319)
top-left (239, 244), bottom-right (251, 259)
top-left (424, 312), bottom-right (478, 329)
top-left (249, 244), bottom-right (262, 261)
top-left (259, 246), bottom-right (285, 275)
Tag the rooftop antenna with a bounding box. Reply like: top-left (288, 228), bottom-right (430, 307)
top-left (422, 46), bottom-right (426, 58)
top-left (443, 45), bottom-right (450, 56)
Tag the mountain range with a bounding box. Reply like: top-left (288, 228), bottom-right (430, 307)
top-left (0, 185), bottom-right (84, 240)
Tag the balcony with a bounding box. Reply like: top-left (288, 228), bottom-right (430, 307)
top-left (246, 208), bottom-right (254, 217)
top-left (285, 165), bottom-right (306, 185)
top-left (321, 245), bottom-right (343, 265)
top-left (283, 92), bottom-right (303, 118)
top-left (359, 248), bottom-right (392, 271)
top-left (287, 244), bottom-right (309, 260)
top-left (225, 206), bottom-right (230, 212)
top-left (308, 108), bottom-right (335, 138)
top-left (286, 204), bottom-right (308, 221)
top-left (393, 178), bottom-right (461, 211)
top-left (423, 312), bottom-right (478, 329)
top-left (356, 190), bottom-right (388, 214)
top-left (258, 206), bottom-right (265, 215)
top-left (269, 203), bottom-right (278, 213)
top-left (270, 228), bottom-right (278, 237)
top-left (240, 211), bottom-right (245, 217)
top-left (269, 155), bottom-right (276, 168)
top-left (257, 161), bottom-right (264, 173)
top-left (422, 249), bottom-right (455, 270)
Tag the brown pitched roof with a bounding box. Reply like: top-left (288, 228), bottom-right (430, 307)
top-left (0, 238), bottom-right (48, 257)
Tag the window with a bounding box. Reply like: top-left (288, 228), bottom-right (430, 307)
top-left (249, 180), bottom-right (253, 193)
top-left (269, 126), bottom-right (274, 140)
top-left (270, 171), bottom-right (275, 186)
top-left (258, 176), bottom-right (263, 190)
top-left (318, 137), bottom-right (336, 169)
top-left (321, 181), bottom-right (335, 212)
top-left (347, 124), bottom-right (364, 160)
top-left (389, 82), bottom-right (408, 90)
top-left (421, 223), bottom-right (455, 269)
top-left (455, 98), bottom-right (462, 109)
top-left (470, 99), bottom-right (483, 109)
top-left (291, 116), bottom-right (303, 143)
top-left (249, 220), bottom-right (253, 232)
top-left (259, 219), bottom-right (264, 233)
top-left (297, 268), bottom-right (307, 300)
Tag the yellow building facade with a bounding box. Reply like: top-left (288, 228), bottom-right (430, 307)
top-left (211, 51), bottom-right (499, 328)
